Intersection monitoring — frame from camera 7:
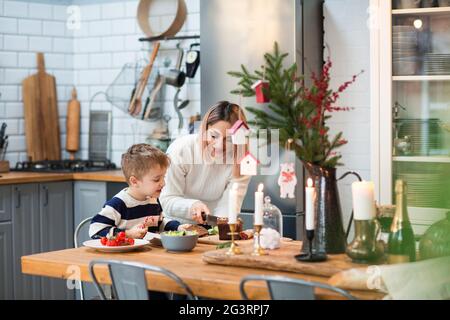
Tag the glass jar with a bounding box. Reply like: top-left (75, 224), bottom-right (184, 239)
top-left (376, 204), bottom-right (396, 248)
top-left (262, 196), bottom-right (283, 237)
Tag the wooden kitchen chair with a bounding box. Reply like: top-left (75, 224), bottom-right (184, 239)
top-left (89, 260), bottom-right (197, 300)
top-left (240, 275), bottom-right (356, 300)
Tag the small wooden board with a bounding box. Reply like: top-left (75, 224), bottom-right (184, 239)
top-left (198, 234), bottom-right (235, 245)
top-left (202, 241), bottom-right (369, 278)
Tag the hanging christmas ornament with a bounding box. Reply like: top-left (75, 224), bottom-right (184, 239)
top-left (251, 66), bottom-right (270, 104)
top-left (229, 120), bottom-right (250, 145)
top-left (229, 93), bottom-right (250, 145)
top-left (239, 151), bottom-right (259, 176)
top-left (278, 139), bottom-right (297, 199)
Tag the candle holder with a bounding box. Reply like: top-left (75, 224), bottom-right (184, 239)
top-left (226, 223), bottom-right (242, 255)
top-left (295, 230), bottom-right (327, 262)
top-left (252, 225), bottom-right (267, 256)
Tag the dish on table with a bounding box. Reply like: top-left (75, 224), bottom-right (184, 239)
top-left (83, 239), bottom-right (149, 253)
top-left (160, 230), bottom-right (199, 252)
top-left (83, 231), bottom-right (149, 252)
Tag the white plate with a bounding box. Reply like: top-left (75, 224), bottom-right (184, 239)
top-left (83, 239), bottom-right (149, 253)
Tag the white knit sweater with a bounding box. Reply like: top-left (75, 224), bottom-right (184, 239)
top-left (160, 134), bottom-right (251, 225)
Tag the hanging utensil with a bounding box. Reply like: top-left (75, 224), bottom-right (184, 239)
top-left (142, 74), bottom-right (164, 120)
top-left (163, 42), bottom-right (186, 88)
top-left (173, 88), bottom-right (188, 130)
top-left (186, 43), bottom-right (200, 78)
top-left (129, 42), bottom-right (161, 116)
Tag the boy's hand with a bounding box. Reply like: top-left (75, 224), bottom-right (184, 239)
top-left (142, 216), bottom-right (159, 228)
top-left (125, 224), bottom-right (147, 239)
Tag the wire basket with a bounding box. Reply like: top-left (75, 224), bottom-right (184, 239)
top-left (105, 60), bottom-right (165, 121)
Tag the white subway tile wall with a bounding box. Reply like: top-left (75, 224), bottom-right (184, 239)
top-left (1, 0), bottom-right (201, 166)
top-left (324, 0), bottom-right (371, 230)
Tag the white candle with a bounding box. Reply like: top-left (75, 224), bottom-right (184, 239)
top-left (254, 183), bottom-right (264, 225)
top-left (228, 183), bottom-right (239, 224)
top-left (305, 178), bottom-right (315, 230)
top-left (352, 181), bottom-right (376, 220)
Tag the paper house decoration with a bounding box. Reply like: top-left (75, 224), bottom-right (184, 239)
top-left (239, 151), bottom-right (260, 176)
top-left (251, 80), bottom-right (270, 103)
top-left (229, 120), bottom-right (250, 145)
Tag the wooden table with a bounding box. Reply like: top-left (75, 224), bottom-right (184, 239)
top-left (21, 243), bottom-right (383, 300)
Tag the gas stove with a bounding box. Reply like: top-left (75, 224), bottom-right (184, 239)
top-left (14, 160), bottom-right (117, 173)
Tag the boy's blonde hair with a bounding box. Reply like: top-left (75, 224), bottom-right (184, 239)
top-left (121, 144), bottom-right (170, 182)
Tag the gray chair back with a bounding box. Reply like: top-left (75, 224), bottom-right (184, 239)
top-left (89, 259), bottom-right (197, 300)
top-left (240, 275), bottom-right (356, 300)
top-left (74, 216), bottom-right (93, 300)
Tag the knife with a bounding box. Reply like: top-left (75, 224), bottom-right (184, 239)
top-left (0, 123), bottom-right (6, 148)
top-left (0, 139), bottom-right (8, 161)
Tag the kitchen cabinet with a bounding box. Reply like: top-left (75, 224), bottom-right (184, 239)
top-left (72, 181), bottom-right (126, 299)
top-left (0, 222), bottom-right (13, 299)
top-left (8, 182), bottom-right (74, 300)
top-left (0, 186), bottom-right (11, 222)
top-left (371, 0), bottom-right (450, 236)
top-left (12, 183), bottom-right (41, 300)
top-left (73, 181), bottom-right (106, 300)
top-left (40, 182), bottom-right (74, 300)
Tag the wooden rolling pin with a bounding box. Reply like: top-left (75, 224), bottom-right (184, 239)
top-left (66, 87), bottom-right (80, 160)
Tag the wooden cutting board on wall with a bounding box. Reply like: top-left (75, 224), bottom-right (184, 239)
top-left (22, 53), bottom-right (61, 161)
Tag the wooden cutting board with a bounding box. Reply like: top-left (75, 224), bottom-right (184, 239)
top-left (198, 234), bottom-right (248, 245)
top-left (22, 53), bottom-right (61, 161)
top-left (202, 241), bottom-right (371, 278)
top-left (198, 234), bottom-right (294, 245)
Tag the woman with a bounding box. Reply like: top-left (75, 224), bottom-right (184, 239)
top-left (160, 101), bottom-right (251, 225)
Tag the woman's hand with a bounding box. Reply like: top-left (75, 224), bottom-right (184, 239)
top-left (190, 201), bottom-right (211, 224)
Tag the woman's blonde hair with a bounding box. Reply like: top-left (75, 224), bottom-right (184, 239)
top-left (198, 101), bottom-right (248, 179)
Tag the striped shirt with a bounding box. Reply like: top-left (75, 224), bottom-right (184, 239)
top-left (89, 188), bottom-right (180, 239)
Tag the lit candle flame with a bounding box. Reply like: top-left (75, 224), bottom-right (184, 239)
top-left (257, 183), bottom-right (264, 192)
top-left (307, 178), bottom-right (313, 188)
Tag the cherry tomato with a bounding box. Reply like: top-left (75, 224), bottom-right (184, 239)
top-left (117, 231), bottom-right (126, 240)
top-left (100, 237), bottom-right (107, 245)
top-left (128, 238), bottom-right (135, 245)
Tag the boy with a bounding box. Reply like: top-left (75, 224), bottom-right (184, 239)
top-left (89, 143), bottom-right (180, 240)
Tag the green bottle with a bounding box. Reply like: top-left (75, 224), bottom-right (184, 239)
top-left (387, 179), bottom-right (416, 264)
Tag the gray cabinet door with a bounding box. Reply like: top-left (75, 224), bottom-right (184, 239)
top-left (39, 181), bottom-right (74, 300)
top-left (73, 181), bottom-right (106, 300)
top-left (0, 222), bottom-right (13, 299)
top-left (0, 185), bottom-right (12, 222)
top-left (12, 183), bottom-right (41, 300)
top-left (74, 181), bottom-right (106, 244)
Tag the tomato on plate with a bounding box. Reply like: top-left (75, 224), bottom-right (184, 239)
top-left (117, 231), bottom-right (126, 240)
top-left (100, 237), bottom-right (107, 245)
top-left (128, 238), bottom-right (135, 245)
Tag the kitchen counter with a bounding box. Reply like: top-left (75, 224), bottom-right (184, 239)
top-left (0, 170), bottom-right (126, 185)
